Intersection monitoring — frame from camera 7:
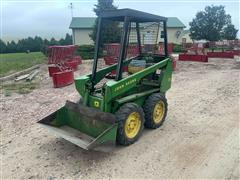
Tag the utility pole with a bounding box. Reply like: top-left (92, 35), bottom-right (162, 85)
top-left (68, 3), bottom-right (74, 18)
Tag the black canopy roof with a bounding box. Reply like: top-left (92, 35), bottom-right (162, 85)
top-left (99, 8), bottom-right (167, 22)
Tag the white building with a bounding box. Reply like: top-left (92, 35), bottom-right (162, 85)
top-left (70, 17), bottom-right (191, 45)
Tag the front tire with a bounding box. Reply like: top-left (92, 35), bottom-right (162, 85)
top-left (115, 103), bottom-right (145, 145)
top-left (143, 93), bottom-right (168, 129)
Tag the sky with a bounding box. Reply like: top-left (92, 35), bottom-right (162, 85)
top-left (1, 0), bottom-right (239, 42)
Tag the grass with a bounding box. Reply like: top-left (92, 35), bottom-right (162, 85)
top-left (0, 52), bottom-right (46, 77)
top-left (1, 81), bottom-right (39, 95)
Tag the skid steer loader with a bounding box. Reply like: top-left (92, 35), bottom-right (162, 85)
top-left (38, 9), bottom-right (173, 150)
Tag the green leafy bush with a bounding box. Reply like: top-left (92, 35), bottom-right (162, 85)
top-left (173, 44), bottom-right (184, 53)
top-left (78, 45), bottom-right (95, 51)
top-left (76, 45), bottom-right (95, 60)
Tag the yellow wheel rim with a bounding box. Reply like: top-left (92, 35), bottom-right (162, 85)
top-left (153, 101), bottom-right (165, 124)
top-left (124, 112), bottom-right (141, 139)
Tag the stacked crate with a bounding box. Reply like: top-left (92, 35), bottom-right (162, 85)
top-left (47, 45), bottom-right (82, 88)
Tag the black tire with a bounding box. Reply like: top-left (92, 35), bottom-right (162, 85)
top-left (143, 93), bottom-right (168, 129)
top-left (115, 103), bottom-right (145, 145)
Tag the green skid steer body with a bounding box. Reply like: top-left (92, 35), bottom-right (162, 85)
top-left (38, 9), bottom-right (173, 150)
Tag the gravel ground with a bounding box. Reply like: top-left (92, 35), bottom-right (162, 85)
top-left (1, 58), bottom-right (239, 179)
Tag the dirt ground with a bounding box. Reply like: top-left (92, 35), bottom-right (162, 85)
top-left (1, 58), bottom-right (239, 179)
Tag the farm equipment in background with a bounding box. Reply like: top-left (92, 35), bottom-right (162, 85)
top-left (159, 42), bottom-right (176, 70)
top-left (158, 42), bottom-right (174, 55)
top-left (103, 43), bottom-right (141, 77)
top-left (103, 43), bottom-right (128, 77)
top-left (207, 40), bottom-right (240, 58)
top-left (104, 43), bottom-right (175, 74)
top-left (179, 42), bottom-right (208, 62)
top-left (179, 40), bottom-right (240, 61)
top-left (38, 9), bottom-right (173, 151)
top-left (47, 45), bottom-right (82, 88)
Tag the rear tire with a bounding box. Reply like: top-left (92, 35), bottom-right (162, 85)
top-left (143, 93), bottom-right (168, 129)
top-left (115, 103), bottom-right (145, 145)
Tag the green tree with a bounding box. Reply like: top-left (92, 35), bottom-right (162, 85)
top-left (40, 39), bottom-right (50, 55)
top-left (16, 39), bottom-right (24, 52)
top-left (89, 0), bottom-right (121, 46)
top-left (16, 37), bottom-right (37, 52)
top-left (221, 24), bottom-right (238, 40)
top-left (43, 39), bottom-right (49, 45)
top-left (0, 39), bottom-right (7, 53)
top-left (59, 34), bottom-right (72, 45)
top-left (64, 33), bottom-right (72, 45)
top-left (33, 36), bottom-right (44, 52)
top-left (6, 41), bottom-right (17, 53)
top-left (49, 38), bottom-right (59, 46)
top-left (59, 38), bottom-right (65, 45)
top-left (189, 5), bottom-right (232, 41)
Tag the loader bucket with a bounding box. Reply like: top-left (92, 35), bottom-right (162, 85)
top-left (38, 101), bottom-right (117, 150)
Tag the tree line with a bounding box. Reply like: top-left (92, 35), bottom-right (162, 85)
top-left (1, 2), bottom-right (238, 55)
top-left (0, 33), bottom-right (72, 54)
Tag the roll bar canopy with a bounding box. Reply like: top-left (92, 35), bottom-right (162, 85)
top-left (91, 8), bottom-right (168, 85)
top-left (99, 8), bottom-right (167, 22)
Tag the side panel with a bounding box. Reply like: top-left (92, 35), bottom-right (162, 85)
top-left (112, 88), bottom-right (160, 113)
top-left (74, 75), bottom-right (90, 97)
top-left (104, 58), bottom-right (169, 103)
top-left (88, 96), bottom-right (104, 110)
top-left (74, 59), bottom-right (132, 97)
top-left (160, 58), bottom-right (173, 92)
